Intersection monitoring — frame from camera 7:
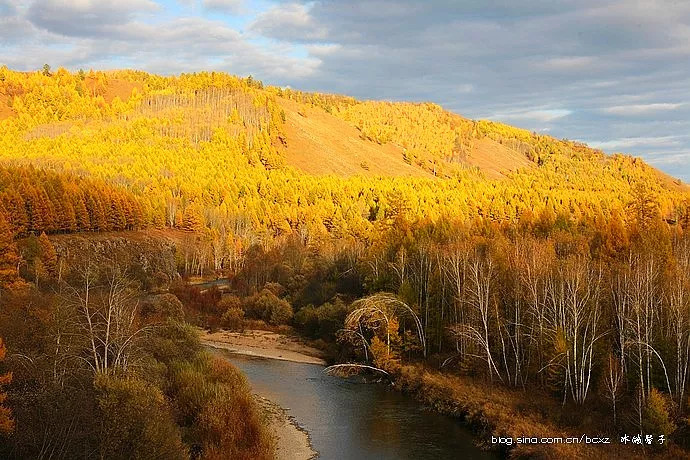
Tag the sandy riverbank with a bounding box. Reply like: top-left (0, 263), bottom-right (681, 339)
top-left (202, 329), bottom-right (323, 459)
top-left (200, 329), bottom-right (327, 365)
top-left (255, 395), bottom-right (318, 460)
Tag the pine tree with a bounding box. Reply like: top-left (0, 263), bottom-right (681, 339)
top-left (182, 205), bottom-right (204, 232)
top-left (38, 232), bottom-right (58, 277)
top-left (86, 194), bottom-right (107, 231)
top-left (0, 190), bottom-right (28, 236)
top-left (0, 212), bottom-right (20, 289)
top-left (72, 192), bottom-right (91, 231)
top-left (58, 198), bottom-right (77, 233)
top-left (0, 337), bottom-right (13, 435)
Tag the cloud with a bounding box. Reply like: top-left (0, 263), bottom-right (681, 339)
top-left (490, 108), bottom-right (573, 123)
top-left (647, 152), bottom-right (690, 165)
top-left (250, 3), bottom-right (327, 41)
top-left (2, 1), bottom-right (320, 82)
top-left (589, 136), bottom-right (683, 151)
top-left (602, 103), bottom-right (685, 116)
top-left (202, 0), bottom-right (243, 13)
top-left (539, 56), bottom-right (599, 71)
top-left (27, 0), bottom-right (159, 37)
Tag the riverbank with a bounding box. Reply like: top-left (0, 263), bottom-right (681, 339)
top-left (204, 329), bottom-right (672, 459)
top-left (200, 329), bottom-right (327, 365)
top-left (390, 364), bottom-right (685, 459)
top-left (255, 395), bottom-right (317, 460)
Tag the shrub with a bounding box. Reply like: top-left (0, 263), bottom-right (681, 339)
top-left (244, 289), bottom-right (293, 326)
top-left (199, 390), bottom-right (273, 460)
top-left (95, 375), bottom-right (187, 460)
top-left (221, 307), bottom-right (245, 331)
top-left (145, 320), bottom-right (202, 366)
top-left (643, 388), bottom-right (676, 437)
top-left (168, 354), bottom-right (272, 459)
top-left (294, 298), bottom-right (348, 340)
top-left (141, 293), bottom-right (185, 322)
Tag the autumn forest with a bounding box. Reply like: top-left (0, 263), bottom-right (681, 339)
top-left (1, 66), bottom-right (690, 459)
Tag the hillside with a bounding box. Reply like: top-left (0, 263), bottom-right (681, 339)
top-left (276, 97), bottom-right (432, 178)
top-left (0, 66), bottom-right (688, 248)
top-left (275, 97), bottom-right (533, 179)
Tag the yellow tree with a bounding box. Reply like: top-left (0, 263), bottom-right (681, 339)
top-left (0, 212), bottom-right (20, 289)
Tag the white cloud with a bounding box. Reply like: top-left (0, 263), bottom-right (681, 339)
top-left (491, 108), bottom-right (573, 123)
top-left (602, 103), bottom-right (684, 115)
top-left (540, 56), bottom-right (597, 71)
top-left (590, 136), bottom-right (682, 150)
top-left (249, 3), bottom-right (327, 41)
top-left (305, 43), bottom-right (342, 56)
top-left (27, 0), bottom-right (159, 37)
top-left (647, 152), bottom-right (690, 165)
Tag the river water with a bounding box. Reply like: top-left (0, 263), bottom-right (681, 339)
top-left (223, 352), bottom-right (497, 460)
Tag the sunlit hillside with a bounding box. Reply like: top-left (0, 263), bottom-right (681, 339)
top-left (0, 66), bottom-right (688, 247)
top-left (3, 66), bottom-right (690, 460)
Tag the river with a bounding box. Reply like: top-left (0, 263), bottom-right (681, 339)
top-left (222, 352), bottom-right (497, 460)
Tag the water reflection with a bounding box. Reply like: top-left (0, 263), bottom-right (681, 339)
top-left (221, 351), bottom-right (497, 460)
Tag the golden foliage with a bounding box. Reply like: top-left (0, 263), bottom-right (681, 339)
top-left (0, 67), bottom-right (687, 248)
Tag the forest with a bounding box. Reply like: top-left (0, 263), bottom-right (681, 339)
top-left (1, 66), bottom-right (690, 458)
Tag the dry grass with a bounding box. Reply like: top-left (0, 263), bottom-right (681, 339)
top-left (466, 137), bottom-right (534, 180)
top-left (276, 97), bottom-right (535, 181)
top-left (85, 77), bottom-right (142, 103)
top-left (391, 364), bottom-right (681, 459)
top-left (277, 97), bottom-right (434, 178)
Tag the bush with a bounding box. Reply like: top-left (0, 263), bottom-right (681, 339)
top-left (145, 320), bottom-right (202, 366)
top-left (643, 388), bottom-right (676, 437)
top-left (95, 375), bottom-right (187, 460)
top-left (294, 298), bottom-right (348, 340)
top-left (217, 295), bottom-right (245, 330)
top-left (198, 359), bottom-right (272, 459)
top-left (141, 293), bottom-right (185, 322)
top-left (221, 307), bottom-right (245, 331)
top-left (168, 354), bottom-right (272, 459)
top-left (199, 390), bottom-right (273, 460)
top-left (244, 289), bottom-right (293, 326)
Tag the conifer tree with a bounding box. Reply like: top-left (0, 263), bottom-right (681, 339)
top-left (0, 337), bottom-right (13, 435)
top-left (38, 232), bottom-right (58, 277)
top-left (0, 212), bottom-right (20, 289)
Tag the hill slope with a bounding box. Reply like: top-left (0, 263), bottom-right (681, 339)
top-left (277, 97), bottom-right (432, 178)
top-left (0, 67), bottom-right (688, 245)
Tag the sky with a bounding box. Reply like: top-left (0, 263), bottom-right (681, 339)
top-left (1, 0), bottom-right (689, 181)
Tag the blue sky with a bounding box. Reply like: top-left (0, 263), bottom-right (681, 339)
top-left (1, 0), bottom-right (689, 181)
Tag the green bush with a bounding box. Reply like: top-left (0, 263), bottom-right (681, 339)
top-left (243, 289), bottom-right (293, 325)
top-left (294, 298), bottom-right (348, 339)
top-left (144, 320), bottom-right (202, 366)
